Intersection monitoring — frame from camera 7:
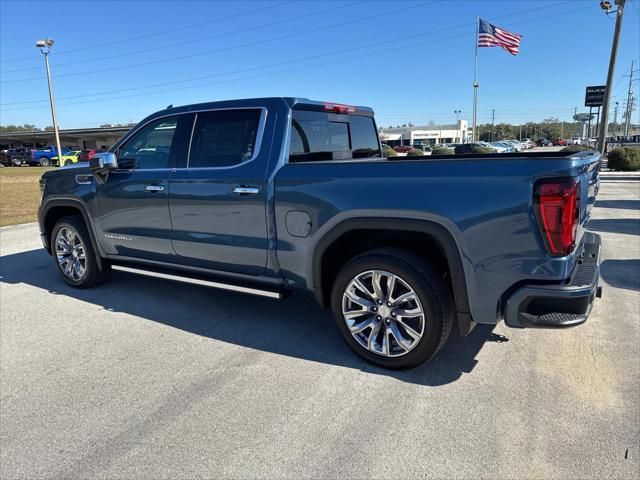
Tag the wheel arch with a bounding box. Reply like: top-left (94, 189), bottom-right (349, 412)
top-left (311, 218), bottom-right (474, 335)
top-left (40, 198), bottom-right (104, 269)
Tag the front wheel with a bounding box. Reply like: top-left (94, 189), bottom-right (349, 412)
top-left (11, 157), bottom-right (22, 167)
top-left (51, 215), bottom-right (110, 288)
top-left (38, 157), bottom-right (50, 167)
top-left (331, 248), bottom-right (454, 369)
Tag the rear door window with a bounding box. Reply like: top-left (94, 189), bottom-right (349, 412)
top-left (289, 110), bottom-right (381, 162)
top-left (188, 109), bottom-right (261, 168)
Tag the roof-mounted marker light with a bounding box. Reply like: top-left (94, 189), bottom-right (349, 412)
top-left (324, 103), bottom-right (356, 114)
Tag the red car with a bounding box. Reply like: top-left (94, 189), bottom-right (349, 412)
top-left (78, 149), bottom-right (107, 162)
top-left (552, 139), bottom-right (567, 146)
top-left (393, 145), bottom-right (414, 153)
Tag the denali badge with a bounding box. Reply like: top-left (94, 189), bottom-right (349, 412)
top-left (104, 234), bottom-right (133, 241)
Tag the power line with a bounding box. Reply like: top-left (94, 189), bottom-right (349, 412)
top-left (0, 0), bottom-right (368, 74)
top-left (0, 0), bottom-right (297, 64)
top-left (0, 1), bottom-right (436, 83)
top-left (1, 2), bottom-right (587, 108)
top-left (0, 3), bottom-right (592, 112)
top-left (0, 0), bottom-right (578, 85)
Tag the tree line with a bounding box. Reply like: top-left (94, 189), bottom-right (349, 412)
top-left (0, 124), bottom-right (54, 133)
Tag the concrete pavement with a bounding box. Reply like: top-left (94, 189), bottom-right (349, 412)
top-left (1, 179), bottom-right (638, 479)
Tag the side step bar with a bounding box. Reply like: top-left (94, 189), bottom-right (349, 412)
top-left (111, 265), bottom-right (284, 300)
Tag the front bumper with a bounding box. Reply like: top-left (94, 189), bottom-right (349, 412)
top-left (505, 232), bottom-right (602, 328)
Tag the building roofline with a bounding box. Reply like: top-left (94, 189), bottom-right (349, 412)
top-left (0, 126), bottom-right (132, 139)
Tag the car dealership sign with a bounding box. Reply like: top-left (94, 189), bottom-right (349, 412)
top-left (584, 85), bottom-right (606, 107)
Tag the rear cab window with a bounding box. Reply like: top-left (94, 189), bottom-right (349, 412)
top-left (289, 108), bottom-right (381, 162)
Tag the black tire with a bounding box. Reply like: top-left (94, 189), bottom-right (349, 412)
top-left (51, 215), bottom-right (110, 288)
top-left (330, 248), bottom-right (454, 369)
top-left (11, 157), bottom-right (22, 167)
top-left (38, 157), bottom-right (50, 167)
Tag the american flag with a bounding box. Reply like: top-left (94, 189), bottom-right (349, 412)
top-left (478, 18), bottom-right (522, 56)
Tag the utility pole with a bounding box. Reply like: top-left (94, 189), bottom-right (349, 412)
top-left (573, 106), bottom-right (578, 138)
top-left (625, 96), bottom-right (635, 135)
top-left (491, 109), bottom-right (495, 141)
top-left (613, 101), bottom-right (619, 135)
top-left (597, 0), bottom-right (626, 154)
top-left (519, 124), bottom-right (522, 140)
top-left (624, 61), bottom-right (635, 135)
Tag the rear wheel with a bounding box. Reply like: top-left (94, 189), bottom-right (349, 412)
top-left (51, 215), bottom-right (110, 288)
top-left (11, 157), bottom-right (22, 167)
top-left (331, 248), bottom-right (453, 369)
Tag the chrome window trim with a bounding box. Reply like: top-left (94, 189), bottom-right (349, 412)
top-left (114, 107), bottom-right (268, 173)
top-left (184, 107), bottom-right (267, 171)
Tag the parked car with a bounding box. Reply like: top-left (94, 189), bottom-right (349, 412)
top-left (537, 138), bottom-right (552, 147)
top-left (454, 142), bottom-right (496, 154)
top-left (78, 149), bottom-right (106, 162)
top-left (0, 147), bottom-right (31, 166)
top-left (51, 151), bottom-right (82, 167)
top-left (38, 97), bottom-right (603, 369)
top-left (489, 142), bottom-right (509, 153)
top-left (30, 146), bottom-right (70, 166)
top-left (393, 145), bottom-right (413, 153)
top-left (505, 140), bottom-right (525, 152)
top-left (553, 139), bottom-right (568, 146)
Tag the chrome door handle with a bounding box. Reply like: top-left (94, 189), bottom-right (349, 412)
top-left (145, 184), bottom-right (165, 192)
top-left (232, 186), bottom-right (260, 195)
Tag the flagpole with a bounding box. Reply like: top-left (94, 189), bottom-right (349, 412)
top-left (472, 16), bottom-right (479, 142)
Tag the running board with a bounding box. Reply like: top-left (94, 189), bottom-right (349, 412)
top-left (111, 265), bottom-right (284, 300)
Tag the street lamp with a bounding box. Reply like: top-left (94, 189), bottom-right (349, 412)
top-left (36, 38), bottom-right (63, 163)
top-left (454, 109), bottom-right (461, 123)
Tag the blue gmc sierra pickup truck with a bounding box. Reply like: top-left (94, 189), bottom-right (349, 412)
top-left (38, 97), bottom-right (603, 369)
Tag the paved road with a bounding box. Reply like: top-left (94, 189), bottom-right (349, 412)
top-left (1, 180), bottom-right (638, 479)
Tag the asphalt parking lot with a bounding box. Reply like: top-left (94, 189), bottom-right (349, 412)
top-left (1, 178), bottom-right (638, 479)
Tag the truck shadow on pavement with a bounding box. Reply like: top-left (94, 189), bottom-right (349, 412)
top-left (0, 248), bottom-right (508, 387)
top-left (600, 259), bottom-right (640, 292)
top-left (588, 218), bottom-right (640, 236)
top-left (594, 199), bottom-right (640, 210)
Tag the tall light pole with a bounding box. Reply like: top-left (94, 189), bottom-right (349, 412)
top-left (454, 110), bottom-right (462, 142)
top-left (36, 38), bottom-right (63, 161)
top-left (597, 0), bottom-right (626, 154)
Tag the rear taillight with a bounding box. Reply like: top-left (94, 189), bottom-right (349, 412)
top-left (534, 177), bottom-right (580, 256)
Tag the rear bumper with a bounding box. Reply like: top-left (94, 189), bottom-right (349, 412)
top-left (505, 232), bottom-right (602, 328)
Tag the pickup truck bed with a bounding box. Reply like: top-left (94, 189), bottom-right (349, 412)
top-left (38, 97), bottom-right (602, 369)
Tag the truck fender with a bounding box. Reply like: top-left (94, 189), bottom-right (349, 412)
top-left (40, 197), bottom-right (105, 270)
top-left (310, 217), bottom-right (475, 335)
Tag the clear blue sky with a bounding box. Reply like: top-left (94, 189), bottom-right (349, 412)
top-left (1, 0), bottom-right (638, 129)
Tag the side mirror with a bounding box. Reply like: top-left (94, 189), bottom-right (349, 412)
top-left (89, 152), bottom-right (118, 171)
top-left (90, 152), bottom-right (118, 184)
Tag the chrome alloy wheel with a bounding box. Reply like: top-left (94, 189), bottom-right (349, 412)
top-left (55, 226), bottom-right (87, 281)
top-left (341, 270), bottom-right (425, 357)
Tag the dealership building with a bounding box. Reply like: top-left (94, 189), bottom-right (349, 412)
top-left (0, 125), bottom-right (132, 151)
top-left (378, 120), bottom-right (470, 148)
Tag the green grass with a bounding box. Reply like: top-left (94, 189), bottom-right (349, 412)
top-left (0, 167), bottom-right (53, 227)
